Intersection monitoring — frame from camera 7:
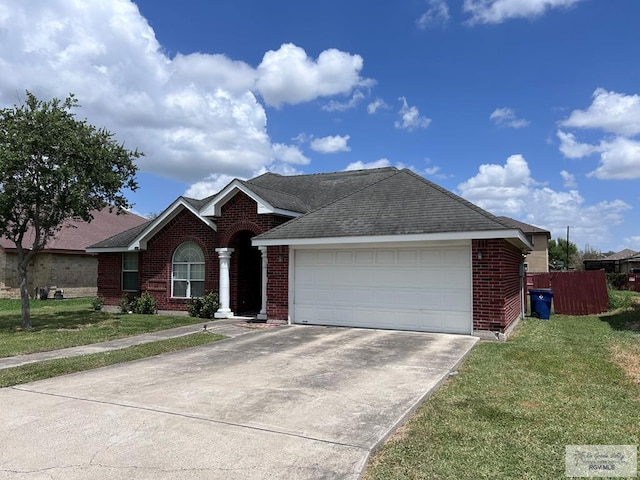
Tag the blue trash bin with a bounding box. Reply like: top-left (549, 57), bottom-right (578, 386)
top-left (529, 289), bottom-right (553, 320)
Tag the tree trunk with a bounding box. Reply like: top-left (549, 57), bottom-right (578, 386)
top-left (18, 258), bottom-right (32, 330)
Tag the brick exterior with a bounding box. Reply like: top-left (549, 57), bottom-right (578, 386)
top-left (96, 193), bottom-right (289, 314)
top-left (96, 190), bottom-right (524, 333)
top-left (472, 239), bottom-right (524, 332)
top-left (1, 250), bottom-right (97, 299)
top-left (266, 246), bottom-right (289, 321)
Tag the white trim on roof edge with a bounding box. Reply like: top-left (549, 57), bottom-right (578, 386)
top-left (200, 180), bottom-right (303, 218)
top-left (253, 229), bottom-right (532, 250)
top-left (86, 198), bottom-right (216, 253)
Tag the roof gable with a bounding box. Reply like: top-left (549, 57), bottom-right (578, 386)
top-left (88, 197), bottom-right (215, 252)
top-left (200, 180), bottom-right (306, 217)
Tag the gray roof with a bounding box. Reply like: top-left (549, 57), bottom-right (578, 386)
top-left (605, 249), bottom-right (637, 261)
top-left (238, 180), bottom-right (309, 213)
top-left (254, 169), bottom-right (512, 240)
top-left (89, 221), bottom-right (150, 249)
top-left (496, 216), bottom-right (551, 238)
top-left (246, 167), bottom-right (398, 212)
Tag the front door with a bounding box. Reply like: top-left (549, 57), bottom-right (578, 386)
top-left (234, 231), bottom-right (262, 314)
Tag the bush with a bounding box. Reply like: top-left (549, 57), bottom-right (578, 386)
top-left (118, 292), bottom-right (156, 314)
top-left (187, 291), bottom-right (219, 319)
top-left (91, 296), bottom-right (105, 311)
top-left (607, 273), bottom-right (629, 290)
top-left (119, 294), bottom-right (136, 313)
top-left (134, 291), bottom-right (157, 315)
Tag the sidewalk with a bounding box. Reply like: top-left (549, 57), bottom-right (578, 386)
top-left (0, 317), bottom-right (279, 370)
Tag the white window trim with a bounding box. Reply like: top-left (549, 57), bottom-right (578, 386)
top-left (171, 242), bottom-right (205, 298)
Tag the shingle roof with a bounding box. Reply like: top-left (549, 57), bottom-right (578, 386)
top-left (0, 209), bottom-right (148, 252)
top-left (605, 249), bottom-right (637, 261)
top-left (496, 216), bottom-right (551, 237)
top-left (88, 221), bottom-right (151, 249)
top-left (237, 180), bottom-right (309, 213)
top-left (255, 169), bottom-right (512, 240)
top-left (246, 167), bottom-right (399, 212)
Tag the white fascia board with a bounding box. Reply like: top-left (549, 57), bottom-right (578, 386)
top-left (85, 246), bottom-right (136, 253)
top-left (253, 229), bottom-right (532, 249)
top-left (132, 199), bottom-right (216, 250)
top-left (200, 180), bottom-right (302, 218)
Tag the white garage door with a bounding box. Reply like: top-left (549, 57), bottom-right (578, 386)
top-left (293, 245), bottom-right (472, 334)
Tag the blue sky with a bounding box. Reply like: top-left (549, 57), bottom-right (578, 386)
top-left (1, 0), bottom-right (639, 252)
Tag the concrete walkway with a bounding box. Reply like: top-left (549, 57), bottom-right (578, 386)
top-left (0, 318), bottom-right (274, 370)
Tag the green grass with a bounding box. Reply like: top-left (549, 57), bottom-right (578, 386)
top-left (0, 332), bottom-right (225, 388)
top-left (0, 298), bottom-right (212, 357)
top-left (364, 306), bottom-right (640, 479)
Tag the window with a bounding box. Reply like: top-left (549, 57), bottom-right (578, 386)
top-left (122, 252), bottom-right (138, 291)
top-left (172, 242), bottom-right (205, 298)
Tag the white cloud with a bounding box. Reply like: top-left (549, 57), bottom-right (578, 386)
top-left (395, 97), bottom-right (432, 131)
top-left (457, 154), bottom-right (631, 248)
top-left (345, 159), bottom-right (392, 171)
top-left (367, 98), bottom-right (391, 114)
top-left (417, 0), bottom-right (450, 29)
top-left (560, 170), bottom-right (577, 188)
top-left (561, 88), bottom-right (640, 137)
top-left (322, 90), bottom-right (365, 112)
top-left (0, 1), bottom-right (372, 191)
top-left (310, 135), bottom-right (351, 154)
top-left (272, 143), bottom-right (310, 165)
top-left (490, 107), bottom-right (530, 128)
top-left (557, 131), bottom-right (640, 179)
top-left (463, 0), bottom-right (585, 24)
top-left (255, 43), bottom-right (372, 108)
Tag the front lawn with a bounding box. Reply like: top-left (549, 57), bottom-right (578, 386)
top-left (364, 298), bottom-right (640, 479)
top-left (0, 298), bottom-right (209, 357)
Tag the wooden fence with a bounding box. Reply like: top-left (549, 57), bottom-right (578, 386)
top-left (526, 270), bottom-right (609, 316)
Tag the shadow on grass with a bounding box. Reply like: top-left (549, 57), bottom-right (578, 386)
top-left (600, 304), bottom-right (640, 333)
top-left (0, 310), bottom-right (114, 333)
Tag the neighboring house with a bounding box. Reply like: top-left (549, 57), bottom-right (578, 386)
top-left (496, 217), bottom-right (550, 272)
top-left (584, 249), bottom-right (639, 273)
top-left (89, 168), bottom-right (533, 336)
top-left (0, 209), bottom-right (148, 299)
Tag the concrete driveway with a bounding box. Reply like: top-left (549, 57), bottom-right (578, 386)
top-left (0, 326), bottom-right (477, 480)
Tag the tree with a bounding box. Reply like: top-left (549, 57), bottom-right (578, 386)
top-left (0, 92), bottom-right (140, 329)
top-left (548, 238), bottom-right (579, 269)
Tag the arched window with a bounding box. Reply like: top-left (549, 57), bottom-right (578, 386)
top-left (172, 242), bottom-right (205, 298)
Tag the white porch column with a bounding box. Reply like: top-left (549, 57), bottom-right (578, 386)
top-left (215, 248), bottom-right (234, 319)
top-left (257, 246), bottom-right (268, 321)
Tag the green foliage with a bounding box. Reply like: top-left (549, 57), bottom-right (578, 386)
top-left (119, 294), bottom-right (136, 314)
top-left (119, 292), bottom-right (156, 315)
top-left (0, 91), bottom-right (141, 329)
top-left (133, 291), bottom-right (157, 315)
top-left (548, 237), bottom-right (579, 268)
top-left (607, 273), bottom-right (629, 291)
top-left (90, 296), bottom-right (104, 311)
top-left (607, 289), bottom-right (637, 310)
top-left (187, 292), bottom-right (220, 319)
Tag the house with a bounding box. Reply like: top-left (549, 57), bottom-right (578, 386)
top-left (0, 209), bottom-right (148, 299)
top-left (89, 168), bottom-right (533, 336)
top-left (584, 249), bottom-right (640, 273)
top-left (496, 217), bottom-right (550, 272)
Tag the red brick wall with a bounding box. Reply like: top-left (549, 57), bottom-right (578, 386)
top-left (266, 246), bottom-right (289, 320)
top-left (96, 193), bottom-right (292, 313)
top-left (472, 239), bottom-right (524, 332)
top-left (96, 252), bottom-right (129, 306)
top-left (141, 209), bottom-right (218, 310)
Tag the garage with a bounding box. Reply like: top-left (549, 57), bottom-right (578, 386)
top-left (292, 243), bottom-right (472, 334)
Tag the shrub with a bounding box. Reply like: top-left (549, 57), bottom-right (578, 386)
top-left (607, 273), bottom-right (629, 290)
top-left (133, 291), bottom-right (157, 315)
top-left (91, 296), bottom-right (105, 311)
top-left (119, 294), bottom-right (136, 313)
top-left (608, 289), bottom-right (636, 311)
top-left (187, 291), bottom-right (219, 319)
